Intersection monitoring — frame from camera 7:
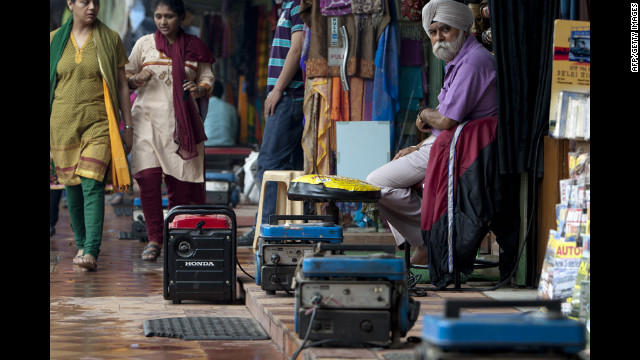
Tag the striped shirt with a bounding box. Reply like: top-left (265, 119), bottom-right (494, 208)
top-left (267, 0), bottom-right (305, 100)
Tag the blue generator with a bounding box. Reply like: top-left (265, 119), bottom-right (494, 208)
top-left (205, 171), bottom-right (240, 207)
top-left (420, 299), bottom-right (586, 359)
top-left (293, 244), bottom-right (420, 347)
top-left (256, 215), bottom-right (343, 294)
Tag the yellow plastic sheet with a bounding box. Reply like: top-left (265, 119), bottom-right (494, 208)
top-left (292, 174), bottom-right (380, 192)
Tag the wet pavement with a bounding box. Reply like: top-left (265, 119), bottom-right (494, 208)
top-left (50, 193), bottom-right (586, 360)
top-left (50, 197), bottom-right (288, 360)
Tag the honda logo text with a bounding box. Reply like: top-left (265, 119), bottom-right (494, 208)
top-left (184, 261), bottom-right (215, 267)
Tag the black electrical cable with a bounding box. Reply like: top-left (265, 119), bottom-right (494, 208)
top-left (236, 257), bottom-right (255, 280)
top-left (407, 272), bottom-right (427, 297)
top-left (273, 261), bottom-right (294, 296)
top-left (290, 303), bottom-right (319, 360)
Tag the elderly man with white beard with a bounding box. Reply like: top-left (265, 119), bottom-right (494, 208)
top-left (366, 0), bottom-right (497, 265)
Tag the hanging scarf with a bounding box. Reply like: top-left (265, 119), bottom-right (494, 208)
top-left (351, 0), bottom-right (383, 14)
top-left (372, 0), bottom-right (400, 151)
top-left (50, 16), bottom-right (73, 116)
top-left (94, 21), bottom-right (131, 191)
top-left (372, 0), bottom-right (399, 122)
top-left (102, 78), bottom-right (130, 192)
top-left (50, 17), bottom-right (132, 192)
top-left (351, 0), bottom-right (384, 31)
top-left (154, 28), bottom-right (215, 160)
top-left (400, 0), bottom-right (427, 22)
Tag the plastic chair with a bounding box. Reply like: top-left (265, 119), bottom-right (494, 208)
top-left (253, 170), bottom-right (305, 249)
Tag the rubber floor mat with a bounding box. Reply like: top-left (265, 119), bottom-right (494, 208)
top-left (143, 316), bottom-right (270, 340)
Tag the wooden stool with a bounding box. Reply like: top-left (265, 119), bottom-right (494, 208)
top-left (253, 170), bottom-right (305, 249)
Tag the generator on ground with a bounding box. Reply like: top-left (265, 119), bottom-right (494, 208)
top-left (420, 299), bottom-right (586, 359)
top-left (293, 244), bottom-right (420, 347)
top-left (163, 205), bottom-right (237, 304)
top-left (256, 215), bottom-right (343, 294)
top-left (204, 171), bottom-right (240, 207)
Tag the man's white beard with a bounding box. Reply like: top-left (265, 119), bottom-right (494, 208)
top-left (432, 31), bottom-right (467, 62)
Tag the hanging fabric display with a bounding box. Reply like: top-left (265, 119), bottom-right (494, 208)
top-left (302, 77), bottom-right (332, 175)
top-left (255, 6), bottom-right (270, 91)
top-left (351, 0), bottom-right (383, 14)
top-left (400, 0), bottom-right (427, 22)
top-left (299, 0), bottom-right (390, 79)
top-left (299, 0), bottom-right (397, 177)
top-left (349, 77), bottom-right (365, 121)
top-left (319, 0), bottom-right (352, 16)
top-left (302, 91), bottom-right (320, 173)
top-left (300, 24), bottom-right (311, 74)
top-left (372, 0), bottom-right (399, 123)
top-left (351, 0), bottom-right (385, 31)
top-left (331, 76), bottom-right (350, 122)
top-left (201, 12), bottom-right (223, 58)
top-left (363, 78), bottom-right (374, 120)
top-left (399, 21), bottom-right (424, 67)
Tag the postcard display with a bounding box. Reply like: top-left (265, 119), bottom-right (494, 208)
top-left (537, 19), bottom-right (590, 349)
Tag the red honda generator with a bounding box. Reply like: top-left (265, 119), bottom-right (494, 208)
top-left (163, 205), bottom-right (237, 304)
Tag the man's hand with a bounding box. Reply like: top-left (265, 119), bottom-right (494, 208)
top-left (264, 89), bottom-right (283, 118)
top-left (416, 115), bottom-right (433, 134)
top-left (393, 146), bottom-right (420, 160)
top-left (417, 107), bottom-right (457, 131)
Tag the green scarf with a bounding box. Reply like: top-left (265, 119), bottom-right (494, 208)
top-left (49, 18), bottom-right (121, 124)
top-left (49, 16), bottom-right (72, 116)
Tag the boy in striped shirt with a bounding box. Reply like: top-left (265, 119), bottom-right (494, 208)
top-left (239, 0), bottom-right (305, 245)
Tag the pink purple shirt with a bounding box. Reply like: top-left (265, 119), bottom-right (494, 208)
top-left (433, 35), bottom-right (497, 137)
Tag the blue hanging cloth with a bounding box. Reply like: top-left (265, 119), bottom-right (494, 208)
top-left (372, 0), bottom-right (400, 149)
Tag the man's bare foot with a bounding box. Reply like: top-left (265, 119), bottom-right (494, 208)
top-left (410, 245), bottom-right (428, 265)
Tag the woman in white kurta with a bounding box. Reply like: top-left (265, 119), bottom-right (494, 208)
top-left (126, 0), bottom-right (215, 261)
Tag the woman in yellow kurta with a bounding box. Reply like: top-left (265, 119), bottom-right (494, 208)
top-left (50, 0), bottom-right (133, 270)
top-left (126, 0), bottom-right (215, 261)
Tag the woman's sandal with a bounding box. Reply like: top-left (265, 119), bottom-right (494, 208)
top-left (73, 256), bottom-right (83, 265)
top-left (77, 254), bottom-right (98, 270)
top-left (73, 250), bottom-right (84, 265)
top-left (141, 243), bottom-right (161, 261)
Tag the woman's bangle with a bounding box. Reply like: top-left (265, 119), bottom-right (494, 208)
top-left (128, 75), bottom-right (137, 89)
top-left (124, 125), bottom-right (134, 130)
